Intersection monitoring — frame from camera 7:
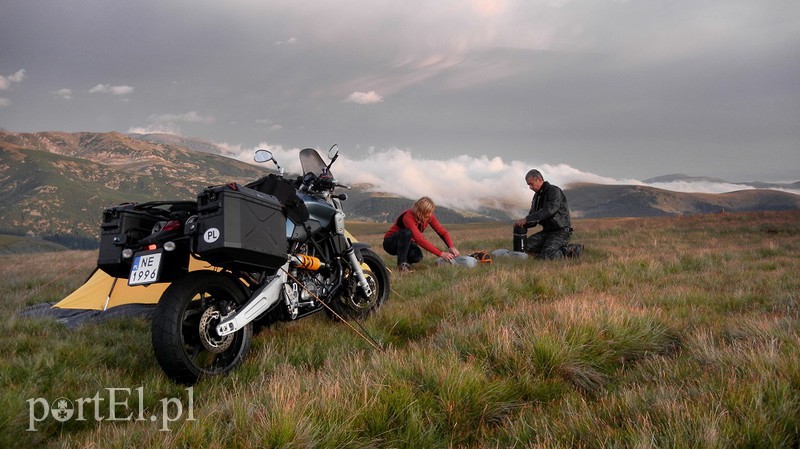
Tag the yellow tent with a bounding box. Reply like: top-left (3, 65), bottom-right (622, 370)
top-left (54, 257), bottom-right (212, 311)
top-left (54, 231), bottom-right (362, 311)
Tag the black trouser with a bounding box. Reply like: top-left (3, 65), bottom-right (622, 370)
top-left (383, 229), bottom-right (424, 265)
top-left (513, 225), bottom-right (571, 260)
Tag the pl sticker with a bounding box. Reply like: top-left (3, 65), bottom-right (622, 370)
top-left (204, 227), bottom-right (220, 243)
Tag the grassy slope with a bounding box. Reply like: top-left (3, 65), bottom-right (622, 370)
top-left (1, 211), bottom-right (799, 448)
top-left (0, 235), bottom-right (69, 255)
top-left (0, 137), bottom-right (272, 244)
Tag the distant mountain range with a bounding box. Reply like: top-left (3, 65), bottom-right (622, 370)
top-left (566, 183), bottom-right (800, 218)
top-left (1, 130), bottom-right (798, 249)
top-left (642, 173), bottom-right (800, 191)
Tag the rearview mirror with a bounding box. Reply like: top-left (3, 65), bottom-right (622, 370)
top-left (254, 149), bottom-right (273, 163)
top-left (327, 144), bottom-right (339, 160)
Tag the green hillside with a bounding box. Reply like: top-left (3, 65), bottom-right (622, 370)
top-left (0, 132), bottom-right (271, 248)
top-left (0, 147), bottom-right (195, 247)
top-left (0, 234), bottom-right (69, 254)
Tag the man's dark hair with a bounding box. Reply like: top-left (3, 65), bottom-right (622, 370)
top-left (525, 169), bottom-right (543, 181)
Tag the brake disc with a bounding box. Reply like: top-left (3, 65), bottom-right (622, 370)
top-left (198, 305), bottom-right (234, 353)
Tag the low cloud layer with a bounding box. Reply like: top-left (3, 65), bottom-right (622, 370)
top-left (227, 144), bottom-right (800, 214)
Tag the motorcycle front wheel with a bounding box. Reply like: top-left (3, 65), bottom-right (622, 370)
top-left (327, 248), bottom-right (390, 321)
top-left (151, 270), bottom-right (253, 385)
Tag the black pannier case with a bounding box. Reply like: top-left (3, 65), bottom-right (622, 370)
top-left (97, 203), bottom-right (165, 278)
top-left (97, 201), bottom-right (197, 278)
top-left (195, 184), bottom-right (288, 271)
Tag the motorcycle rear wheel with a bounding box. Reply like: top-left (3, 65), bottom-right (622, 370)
top-left (151, 270), bottom-right (253, 384)
top-left (327, 248), bottom-right (390, 321)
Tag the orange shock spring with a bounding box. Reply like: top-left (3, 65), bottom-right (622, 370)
top-left (295, 254), bottom-right (323, 271)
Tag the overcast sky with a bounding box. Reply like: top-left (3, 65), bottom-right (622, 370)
top-left (2, 0), bottom-right (799, 199)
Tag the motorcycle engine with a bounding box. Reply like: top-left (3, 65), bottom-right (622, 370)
top-left (284, 269), bottom-right (334, 319)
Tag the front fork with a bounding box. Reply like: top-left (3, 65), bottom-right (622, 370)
top-left (345, 246), bottom-right (373, 298)
top-left (334, 209), bottom-right (373, 298)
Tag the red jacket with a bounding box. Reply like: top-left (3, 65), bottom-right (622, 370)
top-left (384, 210), bottom-right (454, 257)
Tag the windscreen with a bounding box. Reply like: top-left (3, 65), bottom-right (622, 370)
top-left (299, 148), bottom-right (330, 177)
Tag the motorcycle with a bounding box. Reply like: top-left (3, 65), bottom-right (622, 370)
top-left (96, 146), bottom-right (390, 384)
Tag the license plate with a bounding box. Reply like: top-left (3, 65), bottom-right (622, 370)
top-left (129, 250), bottom-right (163, 286)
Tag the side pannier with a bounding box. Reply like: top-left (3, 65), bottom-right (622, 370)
top-left (194, 184), bottom-right (288, 272)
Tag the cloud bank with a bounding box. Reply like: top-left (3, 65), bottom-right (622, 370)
top-left (129, 130), bottom-right (799, 214)
top-left (228, 144), bottom-right (800, 215)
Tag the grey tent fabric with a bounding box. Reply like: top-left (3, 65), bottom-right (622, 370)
top-left (17, 303), bottom-right (155, 328)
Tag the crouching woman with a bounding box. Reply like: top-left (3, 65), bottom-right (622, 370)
top-left (383, 197), bottom-right (460, 273)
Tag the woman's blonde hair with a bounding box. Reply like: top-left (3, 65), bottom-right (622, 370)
top-left (411, 197), bottom-right (435, 222)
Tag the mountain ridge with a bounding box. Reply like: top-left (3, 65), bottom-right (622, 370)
top-left (2, 130), bottom-right (798, 249)
top-left (641, 173), bottom-right (800, 191)
top-left (566, 183), bottom-right (800, 218)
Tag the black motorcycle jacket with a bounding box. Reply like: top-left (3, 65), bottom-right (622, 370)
top-left (524, 181), bottom-right (572, 232)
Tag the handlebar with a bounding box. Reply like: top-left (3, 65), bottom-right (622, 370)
top-left (257, 146), bottom-right (348, 193)
top-left (315, 176), bottom-right (335, 191)
top-left (299, 172), bottom-right (350, 193)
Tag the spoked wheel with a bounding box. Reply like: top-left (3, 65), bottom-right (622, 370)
top-left (151, 271), bottom-right (253, 384)
top-left (327, 248), bottom-right (390, 321)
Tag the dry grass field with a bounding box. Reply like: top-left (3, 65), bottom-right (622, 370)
top-left (1, 210), bottom-right (799, 448)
